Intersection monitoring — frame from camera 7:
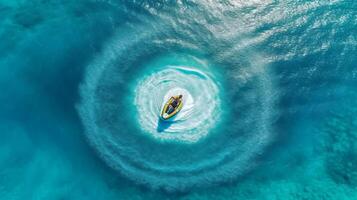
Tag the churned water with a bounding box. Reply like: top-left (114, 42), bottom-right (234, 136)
top-left (1, 0), bottom-right (357, 199)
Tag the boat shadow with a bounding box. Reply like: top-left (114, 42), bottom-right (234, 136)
top-left (157, 118), bottom-right (174, 133)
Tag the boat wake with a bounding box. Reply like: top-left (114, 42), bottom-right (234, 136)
top-left (77, 1), bottom-right (278, 191)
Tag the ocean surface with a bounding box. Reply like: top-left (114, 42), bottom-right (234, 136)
top-left (1, 0), bottom-right (357, 199)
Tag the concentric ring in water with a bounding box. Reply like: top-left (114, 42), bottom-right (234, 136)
top-left (78, 19), bottom-right (276, 191)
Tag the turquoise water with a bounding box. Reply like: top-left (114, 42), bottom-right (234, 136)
top-left (1, 0), bottom-right (357, 199)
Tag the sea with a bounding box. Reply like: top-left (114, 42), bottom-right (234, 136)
top-left (0, 0), bottom-right (356, 199)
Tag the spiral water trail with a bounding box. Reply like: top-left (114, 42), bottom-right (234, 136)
top-left (78, 1), bottom-right (279, 191)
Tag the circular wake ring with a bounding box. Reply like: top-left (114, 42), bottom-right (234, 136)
top-left (78, 24), bottom-right (276, 191)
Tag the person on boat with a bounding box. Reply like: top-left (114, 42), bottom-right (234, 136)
top-left (171, 95), bottom-right (182, 108)
top-left (167, 95), bottom-right (182, 114)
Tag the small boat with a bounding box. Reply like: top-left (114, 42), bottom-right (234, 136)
top-left (161, 95), bottom-right (183, 120)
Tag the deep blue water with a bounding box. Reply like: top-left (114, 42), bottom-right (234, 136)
top-left (1, 0), bottom-right (357, 199)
